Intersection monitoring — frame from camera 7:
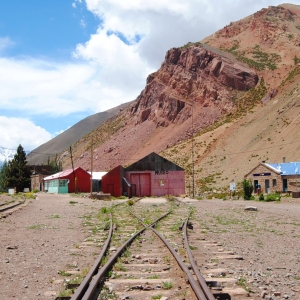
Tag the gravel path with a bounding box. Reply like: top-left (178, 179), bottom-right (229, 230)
top-left (0, 194), bottom-right (299, 299)
top-left (0, 193), bottom-right (105, 300)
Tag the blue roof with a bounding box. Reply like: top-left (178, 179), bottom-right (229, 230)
top-left (265, 162), bottom-right (300, 175)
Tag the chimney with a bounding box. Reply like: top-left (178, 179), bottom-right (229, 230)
top-left (283, 157), bottom-right (286, 163)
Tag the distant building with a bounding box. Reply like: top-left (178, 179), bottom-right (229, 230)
top-left (102, 152), bottom-right (185, 197)
top-left (244, 161), bottom-right (300, 194)
top-left (29, 165), bottom-right (52, 192)
top-left (43, 167), bottom-right (91, 194)
top-left (88, 171), bottom-right (107, 192)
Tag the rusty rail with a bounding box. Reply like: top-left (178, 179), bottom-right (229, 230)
top-left (183, 217), bottom-right (216, 300)
top-left (132, 210), bottom-right (208, 300)
top-left (151, 226), bottom-right (208, 300)
top-left (81, 228), bottom-right (147, 300)
top-left (79, 209), bottom-right (173, 299)
top-left (70, 216), bottom-right (113, 300)
top-left (0, 200), bottom-right (25, 213)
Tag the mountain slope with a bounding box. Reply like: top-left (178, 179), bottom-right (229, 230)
top-left (27, 101), bottom-right (133, 165)
top-left (49, 3), bottom-right (300, 193)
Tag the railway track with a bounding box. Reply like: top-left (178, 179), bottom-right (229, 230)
top-left (0, 199), bottom-right (26, 217)
top-left (56, 198), bottom-right (252, 300)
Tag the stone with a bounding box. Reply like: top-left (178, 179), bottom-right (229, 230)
top-left (261, 291), bottom-right (268, 298)
top-left (245, 206), bottom-right (258, 211)
top-left (6, 246), bottom-right (18, 250)
top-left (130, 285), bottom-right (143, 290)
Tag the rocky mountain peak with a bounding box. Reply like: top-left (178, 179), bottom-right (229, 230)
top-left (130, 44), bottom-right (258, 128)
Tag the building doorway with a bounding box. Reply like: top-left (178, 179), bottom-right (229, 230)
top-left (283, 178), bottom-right (288, 192)
top-left (130, 173), bottom-right (151, 197)
top-left (265, 179), bottom-right (270, 194)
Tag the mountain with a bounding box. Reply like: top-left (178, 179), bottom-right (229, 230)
top-left (26, 101), bottom-right (133, 165)
top-left (0, 147), bottom-right (16, 167)
top-left (31, 4), bottom-right (300, 193)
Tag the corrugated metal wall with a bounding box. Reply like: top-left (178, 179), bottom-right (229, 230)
top-left (101, 153), bottom-right (185, 197)
top-left (102, 165), bottom-right (124, 197)
top-left (68, 167), bottom-right (91, 193)
top-left (126, 170), bottom-right (185, 197)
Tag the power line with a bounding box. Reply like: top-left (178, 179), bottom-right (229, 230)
top-left (2, 137), bottom-right (300, 163)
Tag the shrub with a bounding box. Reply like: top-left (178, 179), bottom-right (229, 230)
top-left (259, 193), bottom-right (265, 201)
top-left (33, 189), bottom-right (39, 193)
top-left (265, 193), bottom-right (281, 202)
top-left (101, 207), bottom-right (109, 214)
top-left (127, 199), bottom-right (134, 206)
top-left (24, 192), bottom-right (35, 199)
top-left (242, 179), bottom-right (253, 200)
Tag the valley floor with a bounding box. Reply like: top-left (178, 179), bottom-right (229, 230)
top-left (0, 194), bottom-right (299, 299)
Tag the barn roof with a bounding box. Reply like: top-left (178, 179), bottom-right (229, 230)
top-left (43, 167), bottom-right (88, 181)
top-left (265, 162), bottom-right (300, 175)
top-left (125, 152), bottom-right (184, 172)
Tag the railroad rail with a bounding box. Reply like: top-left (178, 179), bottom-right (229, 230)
top-left (0, 199), bottom-right (25, 215)
top-left (57, 198), bottom-right (249, 300)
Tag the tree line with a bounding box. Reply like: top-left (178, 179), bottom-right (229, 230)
top-left (0, 144), bottom-right (31, 193)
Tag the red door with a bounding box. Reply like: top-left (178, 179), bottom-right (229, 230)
top-left (130, 173), bottom-right (151, 197)
top-left (130, 174), bottom-right (141, 196)
top-left (140, 174), bottom-right (151, 196)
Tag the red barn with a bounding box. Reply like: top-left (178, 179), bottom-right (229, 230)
top-left (102, 153), bottom-right (185, 197)
top-left (43, 167), bottom-right (91, 193)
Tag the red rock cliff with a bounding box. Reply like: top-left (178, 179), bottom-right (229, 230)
top-left (131, 44), bottom-right (258, 127)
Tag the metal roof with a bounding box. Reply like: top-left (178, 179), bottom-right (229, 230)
top-left (265, 162), bottom-right (300, 175)
top-left (125, 152), bottom-right (184, 172)
top-left (43, 167), bottom-right (84, 181)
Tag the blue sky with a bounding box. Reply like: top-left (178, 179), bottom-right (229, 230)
top-left (0, 0), bottom-right (98, 59)
top-left (1, 0), bottom-right (300, 152)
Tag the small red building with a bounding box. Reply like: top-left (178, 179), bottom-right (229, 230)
top-left (43, 167), bottom-right (91, 193)
top-left (102, 153), bottom-right (185, 197)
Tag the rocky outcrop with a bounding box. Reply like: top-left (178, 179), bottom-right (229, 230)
top-left (131, 44), bottom-right (258, 127)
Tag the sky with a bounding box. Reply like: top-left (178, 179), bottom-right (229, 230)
top-left (1, 0), bottom-right (300, 152)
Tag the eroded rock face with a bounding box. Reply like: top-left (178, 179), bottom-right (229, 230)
top-left (132, 44), bottom-right (258, 127)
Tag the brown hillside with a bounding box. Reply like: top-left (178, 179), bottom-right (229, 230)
top-left (59, 3), bottom-right (300, 194)
top-left (27, 101), bottom-right (133, 165)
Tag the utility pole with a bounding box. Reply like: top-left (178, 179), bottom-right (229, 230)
top-left (69, 146), bottom-right (76, 193)
top-left (90, 137), bottom-right (93, 198)
top-left (191, 102), bottom-right (195, 199)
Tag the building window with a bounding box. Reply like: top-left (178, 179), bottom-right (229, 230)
top-left (273, 179), bottom-right (277, 187)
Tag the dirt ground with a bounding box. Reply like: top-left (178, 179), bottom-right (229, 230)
top-left (0, 194), bottom-right (299, 299)
top-left (0, 193), bottom-right (106, 300)
top-left (183, 197), bottom-right (300, 299)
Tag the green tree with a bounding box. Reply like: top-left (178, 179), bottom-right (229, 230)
top-left (0, 160), bottom-right (8, 192)
top-left (242, 179), bottom-right (253, 200)
top-left (5, 145), bottom-right (31, 192)
top-left (48, 154), bottom-right (62, 173)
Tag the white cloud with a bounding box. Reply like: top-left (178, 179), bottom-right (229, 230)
top-left (1, 0), bottom-right (300, 134)
top-left (72, 2), bottom-right (76, 8)
top-left (84, 0), bottom-right (298, 67)
top-left (0, 116), bottom-right (52, 151)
